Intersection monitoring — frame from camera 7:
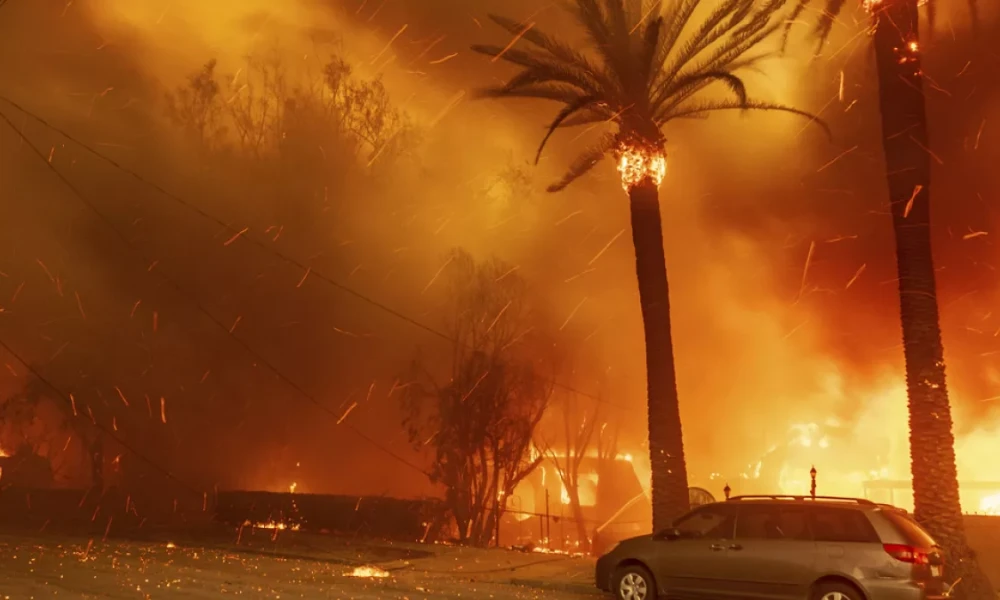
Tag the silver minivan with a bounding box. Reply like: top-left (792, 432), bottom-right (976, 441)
top-left (595, 495), bottom-right (947, 600)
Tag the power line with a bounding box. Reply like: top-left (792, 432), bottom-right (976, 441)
top-left (0, 336), bottom-right (203, 498)
top-left (0, 94), bottom-right (628, 413)
top-left (0, 106), bottom-right (430, 479)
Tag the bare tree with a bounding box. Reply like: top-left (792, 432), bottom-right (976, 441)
top-left (164, 59), bottom-right (227, 151)
top-left (537, 391), bottom-right (601, 553)
top-left (400, 249), bottom-right (553, 546)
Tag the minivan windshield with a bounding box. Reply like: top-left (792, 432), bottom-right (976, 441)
top-left (883, 511), bottom-right (937, 548)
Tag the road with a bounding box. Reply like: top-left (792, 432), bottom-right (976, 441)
top-left (0, 532), bottom-right (601, 599)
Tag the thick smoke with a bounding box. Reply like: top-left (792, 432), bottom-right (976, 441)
top-left (0, 0), bottom-right (997, 508)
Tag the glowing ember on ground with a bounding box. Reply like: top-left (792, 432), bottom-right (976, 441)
top-left (347, 565), bottom-right (391, 578)
top-left (616, 144), bottom-right (666, 191)
top-left (244, 519), bottom-right (301, 531)
top-left (980, 494), bottom-right (1000, 515)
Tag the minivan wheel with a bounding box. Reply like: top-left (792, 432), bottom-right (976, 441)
top-left (812, 581), bottom-right (863, 600)
top-left (612, 564), bottom-right (657, 600)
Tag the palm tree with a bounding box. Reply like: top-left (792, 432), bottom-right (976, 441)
top-left (785, 3), bottom-right (991, 598)
top-left (472, 0), bottom-right (825, 530)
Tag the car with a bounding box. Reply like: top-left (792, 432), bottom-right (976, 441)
top-left (594, 494), bottom-right (947, 600)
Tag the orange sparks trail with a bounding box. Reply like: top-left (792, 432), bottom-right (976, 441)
top-left (845, 264), bottom-right (867, 290)
top-left (492, 22), bottom-right (535, 63)
top-left (903, 185), bottom-right (923, 218)
top-left (560, 298), bottom-right (587, 331)
top-left (337, 402), bottom-right (358, 425)
top-left (588, 229), bottom-right (626, 266)
top-left (160, 397), bottom-right (167, 423)
top-left (114, 386), bottom-right (129, 407)
top-left (798, 241), bottom-right (816, 298)
top-left (223, 227), bottom-right (249, 247)
top-left (74, 291), bottom-right (87, 319)
top-left (296, 267), bottom-right (311, 288)
top-left (816, 145), bottom-right (858, 172)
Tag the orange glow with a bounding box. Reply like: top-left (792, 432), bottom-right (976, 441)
top-left (981, 494), bottom-right (1000, 515)
top-left (347, 566), bottom-right (390, 578)
top-left (289, 482), bottom-right (297, 493)
top-left (244, 519), bottom-right (301, 531)
top-left (749, 377), bottom-right (1000, 514)
top-left (617, 144), bottom-right (666, 191)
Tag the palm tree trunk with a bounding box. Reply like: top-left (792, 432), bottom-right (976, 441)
top-left (873, 4), bottom-right (991, 599)
top-left (628, 177), bottom-right (690, 532)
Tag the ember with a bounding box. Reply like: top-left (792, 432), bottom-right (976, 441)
top-left (347, 565), bottom-right (390, 579)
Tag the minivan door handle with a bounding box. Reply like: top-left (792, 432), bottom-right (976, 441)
top-left (728, 544), bottom-right (743, 551)
top-left (709, 544), bottom-right (726, 551)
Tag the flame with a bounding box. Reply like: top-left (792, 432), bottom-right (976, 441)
top-left (980, 494), bottom-right (1000, 516)
top-left (755, 376), bottom-right (1000, 514)
top-left (289, 482), bottom-right (297, 493)
top-left (0, 445), bottom-right (9, 458)
top-left (347, 565), bottom-right (390, 578)
top-left (244, 519), bottom-right (301, 531)
top-left (616, 144), bottom-right (666, 191)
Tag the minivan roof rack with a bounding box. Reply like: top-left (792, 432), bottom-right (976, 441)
top-left (727, 495), bottom-right (876, 506)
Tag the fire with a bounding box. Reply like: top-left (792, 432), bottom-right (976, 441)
top-left (347, 565), bottom-right (390, 578)
top-left (289, 482), bottom-right (297, 493)
top-left (754, 375), bottom-right (1000, 514)
top-left (980, 494), bottom-right (1000, 516)
top-left (0, 445), bottom-right (9, 458)
top-left (244, 519), bottom-right (301, 531)
top-left (616, 144), bottom-right (666, 191)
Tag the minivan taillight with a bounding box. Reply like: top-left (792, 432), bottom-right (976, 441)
top-left (883, 543), bottom-right (931, 565)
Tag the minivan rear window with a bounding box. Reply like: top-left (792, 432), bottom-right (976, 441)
top-left (810, 507), bottom-right (881, 543)
top-left (882, 511), bottom-right (937, 548)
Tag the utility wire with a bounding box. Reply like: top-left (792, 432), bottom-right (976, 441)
top-left (0, 107), bottom-right (430, 479)
top-left (0, 336), bottom-right (204, 498)
top-left (0, 94), bottom-right (628, 413)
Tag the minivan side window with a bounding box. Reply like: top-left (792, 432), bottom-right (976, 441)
top-left (672, 505), bottom-right (737, 540)
top-left (809, 507), bottom-right (880, 543)
top-left (735, 505), bottom-right (811, 541)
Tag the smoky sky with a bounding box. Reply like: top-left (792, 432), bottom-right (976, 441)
top-left (1, 0), bottom-right (999, 503)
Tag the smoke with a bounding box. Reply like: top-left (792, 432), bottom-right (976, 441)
top-left (0, 0), bottom-right (997, 511)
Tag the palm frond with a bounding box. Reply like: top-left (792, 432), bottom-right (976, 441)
top-left (659, 99), bottom-right (831, 139)
top-left (547, 132), bottom-right (620, 192)
top-left (780, 0), bottom-right (812, 52)
top-left (470, 45), bottom-right (603, 95)
top-left (535, 95), bottom-right (604, 164)
top-left (474, 82), bottom-right (589, 104)
top-left (556, 110), bottom-right (615, 128)
top-left (472, 0), bottom-right (825, 194)
top-left (812, 0), bottom-right (849, 51)
top-left (655, 53), bottom-right (772, 119)
top-left (485, 14), bottom-right (623, 97)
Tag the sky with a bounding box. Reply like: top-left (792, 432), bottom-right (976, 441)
top-left (0, 0), bottom-right (998, 511)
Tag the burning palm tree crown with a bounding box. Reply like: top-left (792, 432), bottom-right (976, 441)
top-left (472, 0), bottom-right (824, 194)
